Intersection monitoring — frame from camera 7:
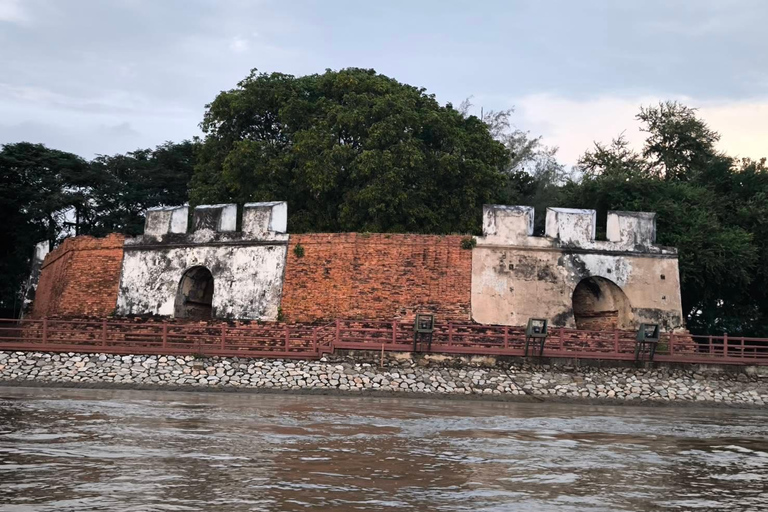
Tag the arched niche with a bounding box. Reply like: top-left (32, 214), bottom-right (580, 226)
top-left (174, 266), bottom-right (214, 320)
top-left (572, 276), bottom-right (633, 330)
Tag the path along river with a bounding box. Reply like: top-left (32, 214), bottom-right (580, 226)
top-left (1, 387), bottom-right (767, 511)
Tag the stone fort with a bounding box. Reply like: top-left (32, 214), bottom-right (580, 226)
top-left (30, 202), bottom-right (685, 332)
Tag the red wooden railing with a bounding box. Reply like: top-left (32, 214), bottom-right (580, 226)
top-left (0, 318), bottom-right (318, 358)
top-left (1, 317), bottom-right (767, 365)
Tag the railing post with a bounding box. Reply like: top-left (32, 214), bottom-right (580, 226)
top-left (503, 326), bottom-right (508, 350)
top-left (335, 319), bottom-right (341, 345)
top-left (559, 328), bottom-right (565, 350)
top-left (312, 327), bottom-right (318, 353)
top-left (285, 325), bottom-right (290, 352)
top-left (723, 333), bottom-right (729, 358)
top-left (102, 319), bottom-right (107, 348)
top-left (220, 325), bottom-right (226, 350)
top-left (722, 333), bottom-right (727, 357)
top-left (392, 321), bottom-right (397, 345)
top-left (162, 323), bottom-right (168, 349)
top-left (42, 317), bottom-right (48, 345)
top-left (669, 333), bottom-right (675, 356)
top-left (613, 330), bottom-right (619, 354)
top-left (448, 322), bottom-right (453, 345)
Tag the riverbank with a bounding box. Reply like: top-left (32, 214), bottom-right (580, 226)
top-left (1, 350), bottom-right (767, 407)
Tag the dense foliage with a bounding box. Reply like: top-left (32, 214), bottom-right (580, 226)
top-left (562, 102), bottom-right (768, 336)
top-left (0, 143), bottom-right (90, 316)
top-left (190, 68), bottom-right (510, 233)
top-left (2, 68), bottom-right (767, 336)
top-left (86, 141), bottom-right (197, 236)
top-left (0, 141), bottom-right (197, 317)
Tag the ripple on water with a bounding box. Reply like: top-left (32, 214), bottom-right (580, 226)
top-left (1, 388), bottom-right (768, 512)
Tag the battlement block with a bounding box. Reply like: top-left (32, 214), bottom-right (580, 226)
top-left (545, 208), bottom-right (596, 245)
top-left (607, 211), bottom-right (656, 248)
top-left (193, 204), bottom-right (237, 232)
top-left (482, 205), bottom-right (534, 243)
top-left (243, 201), bottom-right (288, 236)
top-left (144, 206), bottom-right (188, 236)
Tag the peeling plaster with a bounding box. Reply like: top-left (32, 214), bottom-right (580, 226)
top-left (472, 205), bottom-right (684, 330)
top-left (116, 202), bottom-right (289, 321)
top-left (562, 253), bottom-right (633, 287)
top-left (116, 244), bottom-right (287, 321)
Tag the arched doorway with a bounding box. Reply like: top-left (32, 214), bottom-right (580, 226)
top-left (174, 266), bottom-right (214, 320)
top-left (572, 276), bottom-right (632, 330)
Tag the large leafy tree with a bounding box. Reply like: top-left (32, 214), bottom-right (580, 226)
top-left (567, 102), bottom-right (768, 336)
top-left (0, 140), bottom-right (196, 317)
top-left (0, 142), bottom-right (90, 316)
top-left (458, 98), bottom-right (569, 234)
top-left (190, 68), bottom-right (510, 233)
top-left (87, 140), bottom-right (198, 236)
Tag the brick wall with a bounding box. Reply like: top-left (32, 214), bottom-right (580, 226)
top-left (32, 234), bottom-right (125, 318)
top-left (574, 311), bottom-right (620, 331)
top-left (280, 233), bottom-right (472, 323)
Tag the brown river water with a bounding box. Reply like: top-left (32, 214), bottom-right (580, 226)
top-left (1, 387), bottom-right (767, 511)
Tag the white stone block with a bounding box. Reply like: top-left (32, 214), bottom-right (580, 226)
top-left (607, 211), bottom-right (656, 248)
top-left (482, 205), bottom-right (534, 244)
top-left (170, 207), bottom-right (188, 233)
top-left (145, 206), bottom-right (188, 236)
top-left (243, 201), bottom-right (288, 236)
top-left (218, 204), bottom-right (237, 232)
top-left (193, 204), bottom-right (237, 232)
top-left (545, 208), bottom-right (596, 245)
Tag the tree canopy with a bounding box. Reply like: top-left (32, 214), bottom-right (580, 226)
top-left (87, 141), bottom-right (197, 236)
top-left (190, 68), bottom-right (510, 234)
top-left (0, 142), bottom-right (90, 317)
top-left (0, 140), bottom-right (196, 317)
top-left (565, 102), bottom-right (768, 336)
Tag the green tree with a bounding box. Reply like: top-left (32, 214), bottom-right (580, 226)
top-left (190, 68), bottom-right (510, 234)
top-left (459, 99), bottom-right (568, 234)
top-left (638, 101), bottom-right (721, 181)
top-left (87, 140), bottom-right (198, 236)
top-left (0, 142), bottom-right (90, 316)
top-left (0, 140), bottom-right (196, 317)
top-left (568, 102), bottom-right (767, 335)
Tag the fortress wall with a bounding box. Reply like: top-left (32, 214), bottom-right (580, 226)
top-left (31, 234), bottom-right (125, 318)
top-left (280, 233), bottom-right (472, 323)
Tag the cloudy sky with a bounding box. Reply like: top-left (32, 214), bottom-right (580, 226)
top-left (1, 0), bottom-right (767, 166)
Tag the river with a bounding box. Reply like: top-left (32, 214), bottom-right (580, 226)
top-left (1, 387), bottom-right (767, 511)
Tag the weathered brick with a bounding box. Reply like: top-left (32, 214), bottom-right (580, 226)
top-left (32, 234), bottom-right (125, 318)
top-left (280, 233), bottom-right (472, 323)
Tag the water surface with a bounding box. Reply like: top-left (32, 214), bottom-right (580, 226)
top-left (1, 387), bottom-right (767, 511)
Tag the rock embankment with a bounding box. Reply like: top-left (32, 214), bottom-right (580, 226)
top-left (1, 351), bottom-right (766, 406)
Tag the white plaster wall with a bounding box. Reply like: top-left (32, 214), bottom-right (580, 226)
top-left (145, 206), bottom-right (188, 237)
top-left (21, 241), bottom-right (51, 315)
top-left (471, 247), bottom-right (684, 330)
top-left (116, 244), bottom-right (287, 320)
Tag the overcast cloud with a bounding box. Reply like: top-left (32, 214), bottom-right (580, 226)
top-left (1, 0), bottom-right (767, 165)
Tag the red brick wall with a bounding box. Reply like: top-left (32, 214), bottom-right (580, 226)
top-left (280, 233), bottom-right (472, 323)
top-left (32, 234), bottom-right (125, 318)
top-left (574, 312), bottom-right (620, 331)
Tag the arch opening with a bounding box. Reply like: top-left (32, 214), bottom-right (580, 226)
top-left (572, 276), bottom-right (632, 330)
top-left (174, 266), bottom-right (214, 320)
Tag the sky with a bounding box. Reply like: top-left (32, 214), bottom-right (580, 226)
top-left (1, 0), bottom-right (767, 167)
